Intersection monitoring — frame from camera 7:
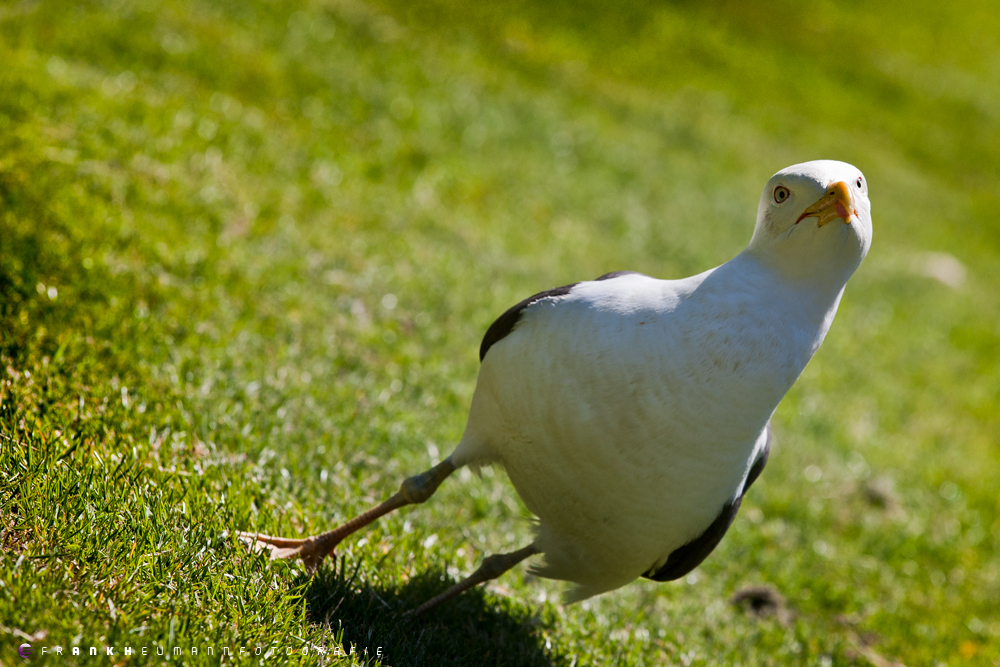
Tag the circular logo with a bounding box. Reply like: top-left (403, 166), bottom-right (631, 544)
top-left (18, 643), bottom-right (33, 658)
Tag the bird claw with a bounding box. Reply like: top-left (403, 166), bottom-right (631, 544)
top-left (236, 531), bottom-right (331, 575)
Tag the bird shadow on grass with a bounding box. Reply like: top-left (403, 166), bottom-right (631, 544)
top-left (298, 556), bottom-right (569, 667)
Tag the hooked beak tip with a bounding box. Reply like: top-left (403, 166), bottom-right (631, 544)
top-left (795, 181), bottom-right (855, 226)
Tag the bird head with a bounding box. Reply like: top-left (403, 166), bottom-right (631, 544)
top-left (748, 160), bottom-right (873, 285)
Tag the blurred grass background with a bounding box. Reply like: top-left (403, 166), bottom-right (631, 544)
top-left (1, 0), bottom-right (998, 664)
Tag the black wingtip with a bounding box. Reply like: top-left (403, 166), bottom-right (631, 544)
top-left (478, 283), bottom-right (578, 361)
top-left (478, 271), bottom-right (647, 362)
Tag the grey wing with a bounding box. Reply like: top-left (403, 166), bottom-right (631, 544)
top-left (642, 423), bottom-right (772, 582)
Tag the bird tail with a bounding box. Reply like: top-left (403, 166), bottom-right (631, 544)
top-left (528, 525), bottom-right (635, 603)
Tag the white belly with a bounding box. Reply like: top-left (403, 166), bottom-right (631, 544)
top-left (452, 272), bottom-right (827, 600)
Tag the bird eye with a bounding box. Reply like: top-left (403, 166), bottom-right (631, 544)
top-left (773, 186), bottom-right (790, 203)
top-left (856, 177), bottom-right (863, 189)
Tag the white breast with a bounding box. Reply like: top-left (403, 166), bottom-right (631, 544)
top-left (451, 256), bottom-right (842, 600)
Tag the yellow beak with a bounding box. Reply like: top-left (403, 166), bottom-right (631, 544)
top-left (795, 181), bottom-right (856, 226)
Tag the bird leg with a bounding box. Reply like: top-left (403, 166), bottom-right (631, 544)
top-left (414, 543), bottom-right (539, 616)
top-left (238, 457), bottom-right (457, 574)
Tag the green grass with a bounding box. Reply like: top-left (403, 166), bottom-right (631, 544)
top-left (1, 0), bottom-right (998, 664)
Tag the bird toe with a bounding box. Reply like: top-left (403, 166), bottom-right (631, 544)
top-left (236, 532), bottom-right (331, 573)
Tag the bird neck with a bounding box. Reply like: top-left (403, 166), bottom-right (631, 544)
top-left (745, 238), bottom-right (860, 296)
top-left (724, 250), bottom-right (848, 342)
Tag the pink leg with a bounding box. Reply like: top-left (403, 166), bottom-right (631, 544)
top-left (414, 543), bottom-right (539, 615)
top-left (238, 457), bottom-right (457, 574)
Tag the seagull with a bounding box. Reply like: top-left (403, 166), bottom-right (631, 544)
top-left (239, 160), bottom-right (873, 614)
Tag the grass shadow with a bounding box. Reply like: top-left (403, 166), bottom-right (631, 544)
top-left (299, 556), bottom-right (567, 667)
